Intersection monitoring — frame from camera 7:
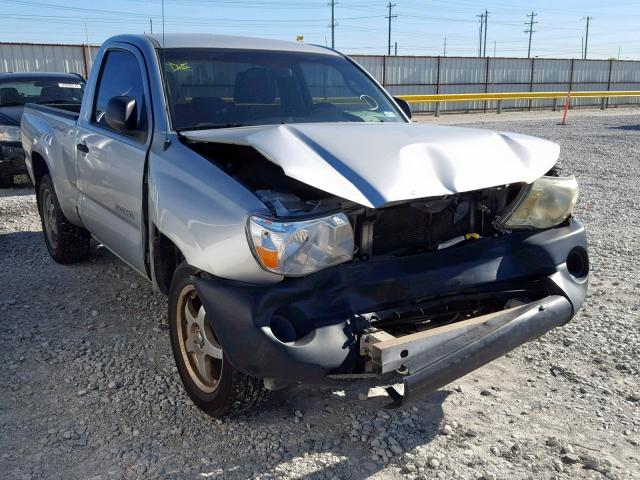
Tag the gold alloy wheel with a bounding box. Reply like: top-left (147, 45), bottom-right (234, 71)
top-left (176, 285), bottom-right (223, 393)
top-left (42, 188), bottom-right (58, 249)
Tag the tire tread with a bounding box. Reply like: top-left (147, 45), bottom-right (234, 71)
top-left (169, 263), bottom-right (269, 418)
top-left (38, 175), bottom-right (90, 264)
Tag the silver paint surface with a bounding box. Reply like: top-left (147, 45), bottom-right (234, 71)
top-left (21, 33), bottom-right (561, 288)
top-left (183, 123), bottom-right (560, 208)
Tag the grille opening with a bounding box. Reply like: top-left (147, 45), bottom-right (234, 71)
top-left (354, 184), bottom-right (524, 258)
top-left (366, 283), bottom-right (549, 337)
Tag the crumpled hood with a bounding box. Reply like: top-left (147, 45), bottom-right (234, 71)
top-left (182, 123), bottom-right (560, 208)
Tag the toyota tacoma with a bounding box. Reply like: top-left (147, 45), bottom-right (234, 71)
top-left (21, 34), bottom-right (589, 417)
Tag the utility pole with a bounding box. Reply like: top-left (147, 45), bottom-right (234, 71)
top-left (483, 10), bottom-right (488, 57)
top-left (581, 37), bottom-right (584, 59)
top-left (443, 37), bottom-right (447, 56)
top-left (386, 2), bottom-right (397, 56)
top-left (477, 13), bottom-right (484, 57)
top-left (394, 41), bottom-right (397, 56)
top-left (329, 0), bottom-right (337, 49)
top-left (493, 40), bottom-right (496, 57)
top-left (149, 18), bottom-right (153, 34)
top-left (525, 11), bottom-right (537, 58)
top-left (617, 46), bottom-right (621, 60)
top-left (583, 16), bottom-right (591, 59)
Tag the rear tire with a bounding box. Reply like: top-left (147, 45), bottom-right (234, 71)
top-left (168, 263), bottom-right (269, 417)
top-left (37, 174), bottom-right (90, 264)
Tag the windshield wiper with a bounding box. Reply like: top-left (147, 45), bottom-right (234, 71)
top-left (176, 122), bottom-right (250, 132)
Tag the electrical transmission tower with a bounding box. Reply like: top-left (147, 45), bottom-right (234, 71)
top-left (525, 11), bottom-right (537, 58)
top-left (329, 0), bottom-right (337, 50)
top-left (583, 16), bottom-right (592, 59)
top-left (477, 12), bottom-right (484, 57)
top-left (386, 2), bottom-right (397, 56)
top-left (476, 10), bottom-right (488, 56)
top-left (483, 10), bottom-right (488, 57)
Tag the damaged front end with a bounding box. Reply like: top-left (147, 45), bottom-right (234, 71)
top-left (183, 127), bottom-right (588, 406)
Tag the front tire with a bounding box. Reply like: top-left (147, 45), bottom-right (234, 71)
top-left (37, 174), bottom-right (90, 264)
top-left (168, 264), bottom-right (268, 417)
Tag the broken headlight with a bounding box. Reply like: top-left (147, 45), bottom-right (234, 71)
top-left (247, 213), bottom-right (354, 276)
top-left (497, 175), bottom-right (579, 230)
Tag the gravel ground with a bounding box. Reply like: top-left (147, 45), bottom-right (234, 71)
top-left (1, 110), bottom-right (639, 480)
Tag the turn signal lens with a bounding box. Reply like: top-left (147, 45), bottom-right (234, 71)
top-left (255, 245), bottom-right (279, 269)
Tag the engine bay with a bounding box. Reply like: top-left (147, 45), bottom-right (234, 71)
top-left (187, 140), bottom-right (525, 260)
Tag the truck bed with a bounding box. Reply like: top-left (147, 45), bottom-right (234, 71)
top-left (25, 102), bottom-right (81, 119)
top-left (21, 102), bottom-right (82, 224)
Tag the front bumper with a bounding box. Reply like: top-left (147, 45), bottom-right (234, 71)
top-left (193, 219), bottom-right (588, 401)
top-left (0, 142), bottom-right (27, 176)
top-left (363, 294), bottom-right (572, 406)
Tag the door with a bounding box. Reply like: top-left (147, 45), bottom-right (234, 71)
top-left (76, 45), bottom-right (151, 275)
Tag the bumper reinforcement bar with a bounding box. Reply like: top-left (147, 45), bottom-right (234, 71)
top-left (360, 295), bottom-right (573, 408)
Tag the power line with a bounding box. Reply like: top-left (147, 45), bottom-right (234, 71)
top-left (386, 2), bottom-right (397, 56)
top-left (525, 10), bottom-right (537, 58)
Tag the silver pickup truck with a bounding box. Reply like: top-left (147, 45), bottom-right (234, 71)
top-left (21, 33), bottom-right (588, 417)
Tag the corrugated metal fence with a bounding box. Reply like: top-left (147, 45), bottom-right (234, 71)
top-left (351, 55), bottom-right (640, 112)
top-left (0, 42), bottom-right (99, 78)
top-left (1, 42), bottom-right (639, 113)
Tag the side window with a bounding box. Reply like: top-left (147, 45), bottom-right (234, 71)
top-left (93, 50), bottom-right (147, 141)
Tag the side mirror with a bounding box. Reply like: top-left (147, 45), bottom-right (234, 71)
top-left (105, 96), bottom-right (138, 131)
top-left (393, 97), bottom-right (412, 119)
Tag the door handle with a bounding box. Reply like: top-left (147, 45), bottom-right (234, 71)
top-left (76, 143), bottom-right (89, 154)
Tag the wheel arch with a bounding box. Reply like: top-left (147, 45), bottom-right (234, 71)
top-left (150, 224), bottom-right (186, 295)
top-left (31, 151), bottom-right (50, 189)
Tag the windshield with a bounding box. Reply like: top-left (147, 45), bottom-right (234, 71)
top-left (162, 48), bottom-right (405, 131)
top-left (0, 78), bottom-right (85, 107)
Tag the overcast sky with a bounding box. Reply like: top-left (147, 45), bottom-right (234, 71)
top-left (1, 0), bottom-right (639, 59)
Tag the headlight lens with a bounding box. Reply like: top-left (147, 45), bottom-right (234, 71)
top-left (498, 175), bottom-right (579, 229)
top-left (248, 213), bottom-right (354, 276)
top-left (0, 125), bottom-right (21, 143)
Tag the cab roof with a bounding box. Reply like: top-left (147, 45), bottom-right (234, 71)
top-left (140, 33), bottom-right (340, 56)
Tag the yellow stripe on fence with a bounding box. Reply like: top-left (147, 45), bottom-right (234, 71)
top-left (398, 91), bottom-right (640, 103)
